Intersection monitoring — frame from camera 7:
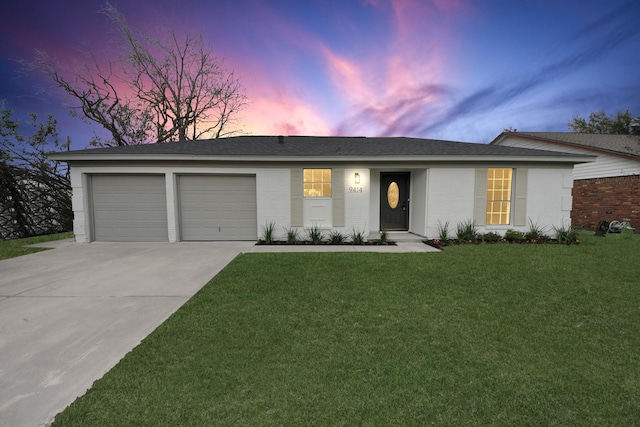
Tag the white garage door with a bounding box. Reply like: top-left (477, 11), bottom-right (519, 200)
top-left (91, 175), bottom-right (168, 242)
top-left (178, 175), bottom-right (257, 241)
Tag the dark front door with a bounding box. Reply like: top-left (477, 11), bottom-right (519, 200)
top-left (380, 172), bottom-right (410, 230)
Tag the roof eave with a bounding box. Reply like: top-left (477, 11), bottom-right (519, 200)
top-left (492, 133), bottom-right (640, 161)
top-left (48, 153), bottom-right (596, 164)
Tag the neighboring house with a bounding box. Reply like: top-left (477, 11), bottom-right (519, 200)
top-left (48, 135), bottom-right (593, 243)
top-left (491, 132), bottom-right (640, 232)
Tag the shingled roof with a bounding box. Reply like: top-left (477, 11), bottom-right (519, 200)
top-left (495, 132), bottom-right (640, 159)
top-left (49, 135), bottom-right (592, 162)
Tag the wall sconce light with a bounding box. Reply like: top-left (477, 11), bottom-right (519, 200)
top-left (354, 172), bottom-right (360, 184)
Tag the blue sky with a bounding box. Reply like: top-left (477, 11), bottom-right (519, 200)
top-left (1, 0), bottom-right (639, 150)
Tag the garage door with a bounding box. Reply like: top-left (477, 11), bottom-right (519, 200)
top-left (91, 175), bottom-right (168, 242)
top-left (178, 175), bottom-right (257, 241)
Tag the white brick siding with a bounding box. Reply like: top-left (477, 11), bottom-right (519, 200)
top-left (256, 169), bottom-right (290, 241)
top-left (68, 162), bottom-right (576, 242)
top-left (425, 168), bottom-right (476, 238)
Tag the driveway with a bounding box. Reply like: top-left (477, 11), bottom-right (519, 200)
top-left (0, 240), bottom-right (253, 427)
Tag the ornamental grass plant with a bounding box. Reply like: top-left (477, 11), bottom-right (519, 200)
top-left (283, 227), bottom-right (300, 244)
top-left (306, 224), bottom-right (325, 244)
top-left (455, 219), bottom-right (478, 242)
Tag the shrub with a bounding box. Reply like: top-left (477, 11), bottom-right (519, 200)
top-left (554, 224), bottom-right (580, 245)
top-left (436, 220), bottom-right (450, 241)
top-left (328, 230), bottom-right (347, 245)
top-left (504, 229), bottom-right (525, 243)
top-left (379, 229), bottom-right (388, 245)
top-left (283, 227), bottom-right (300, 244)
top-left (261, 221), bottom-right (276, 244)
top-left (481, 231), bottom-right (502, 243)
top-left (350, 228), bottom-right (367, 245)
top-left (525, 219), bottom-right (549, 243)
top-left (456, 220), bottom-right (478, 242)
top-left (307, 225), bottom-right (325, 245)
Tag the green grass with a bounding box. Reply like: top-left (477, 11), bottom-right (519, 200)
top-left (0, 232), bottom-right (74, 260)
top-left (53, 232), bottom-right (640, 426)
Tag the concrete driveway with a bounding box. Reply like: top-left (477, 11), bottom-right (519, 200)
top-left (0, 240), bottom-right (253, 427)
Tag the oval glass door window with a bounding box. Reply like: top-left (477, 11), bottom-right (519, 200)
top-left (387, 182), bottom-right (399, 209)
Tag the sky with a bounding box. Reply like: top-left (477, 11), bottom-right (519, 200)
top-left (1, 0), bottom-right (639, 150)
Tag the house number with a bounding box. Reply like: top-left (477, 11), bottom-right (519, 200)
top-left (348, 186), bottom-right (364, 193)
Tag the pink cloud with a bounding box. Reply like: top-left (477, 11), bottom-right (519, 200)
top-left (315, 0), bottom-right (471, 135)
top-left (208, 0), bottom-right (467, 137)
top-left (319, 46), bottom-right (375, 107)
top-left (314, 18), bottom-right (453, 134)
top-left (388, 0), bottom-right (463, 46)
top-left (225, 1), bottom-right (414, 137)
top-left (239, 86), bottom-right (333, 136)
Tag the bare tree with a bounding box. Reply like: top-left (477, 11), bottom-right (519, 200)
top-left (26, 3), bottom-right (247, 146)
top-left (31, 50), bottom-right (152, 146)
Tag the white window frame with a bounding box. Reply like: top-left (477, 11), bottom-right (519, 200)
top-left (303, 168), bottom-right (332, 198)
top-left (486, 168), bottom-right (513, 225)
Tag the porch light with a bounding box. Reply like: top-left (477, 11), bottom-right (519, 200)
top-left (354, 172), bottom-right (360, 184)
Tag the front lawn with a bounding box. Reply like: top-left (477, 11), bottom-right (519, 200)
top-left (53, 232), bottom-right (640, 426)
top-left (0, 232), bottom-right (74, 260)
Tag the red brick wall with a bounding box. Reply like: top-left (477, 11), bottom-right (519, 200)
top-left (571, 175), bottom-right (640, 232)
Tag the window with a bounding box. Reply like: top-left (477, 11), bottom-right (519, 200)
top-left (486, 168), bottom-right (512, 224)
top-left (303, 169), bottom-right (332, 197)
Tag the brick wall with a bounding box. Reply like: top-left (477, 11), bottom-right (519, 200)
top-left (571, 175), bottom-right (640, 232)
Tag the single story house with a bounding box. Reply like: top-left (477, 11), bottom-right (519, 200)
top-left (491, 132), bottom-right (640, 231)
top-left (48, 135), bottom-right (594, 243)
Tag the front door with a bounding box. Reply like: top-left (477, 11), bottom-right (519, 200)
top-left (380, 172), bottom-right (410, 230)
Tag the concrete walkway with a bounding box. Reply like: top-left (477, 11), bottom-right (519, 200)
top-left (0, 240), bottom-right (253, 427)
top-left (0, 239), bottom-right (437, 426)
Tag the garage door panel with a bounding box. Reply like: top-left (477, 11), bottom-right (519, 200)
top-left (91, 175), bottom-right (168, 242)
top-left (179, 175), bottom-right (257, 241)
